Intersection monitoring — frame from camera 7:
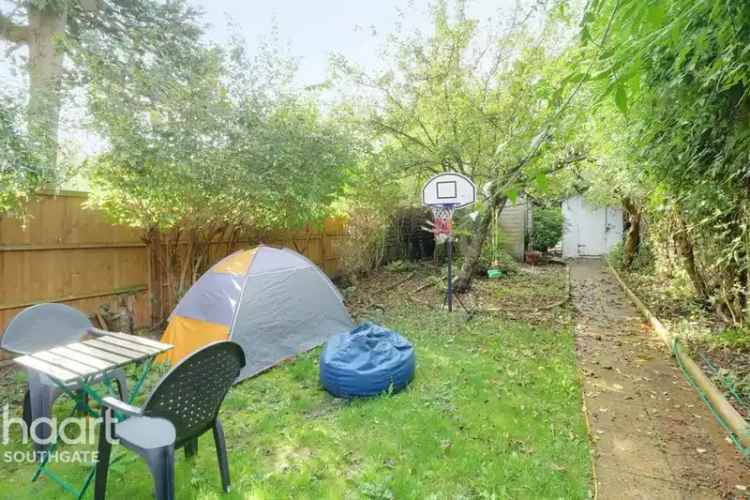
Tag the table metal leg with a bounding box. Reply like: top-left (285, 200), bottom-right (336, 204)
top-left (31, 357), bottom-right (158, 499)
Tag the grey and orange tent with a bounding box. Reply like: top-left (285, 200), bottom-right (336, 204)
top-left (159, 245), bottom-right (353, 381)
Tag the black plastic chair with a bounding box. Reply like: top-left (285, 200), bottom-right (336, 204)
top-left (94, 341), bottom-right (245, 500)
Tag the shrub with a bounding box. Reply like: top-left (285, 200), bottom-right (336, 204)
top-left (530, 206), bottom-right (564, 252)
top-left (383, 207), bottom-right (435, 263)
top-left (608, 240), bottom-right (655, 273)
top-left (607, 242), bottom-right (625, 269)
top-left (339, 204), bottom-right (389, 279)
top-left (473, 234), bottom-right (520, 276)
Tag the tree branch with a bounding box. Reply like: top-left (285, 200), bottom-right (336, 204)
top-left (540, 153), bottom-right (589, 176)
top-left (383, 88), bottom-right (438, 149)
top-left (369, 118), bottom-right (434, 153)
top-left (0, 11), bottom-right (30, 44)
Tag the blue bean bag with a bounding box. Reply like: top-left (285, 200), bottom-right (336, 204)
top-left (320, 322), bottom-right (415, 398)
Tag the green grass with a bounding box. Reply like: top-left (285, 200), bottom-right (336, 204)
top-left (0, 306), bottom-right (590, 499)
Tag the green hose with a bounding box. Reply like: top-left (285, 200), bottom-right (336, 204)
top-left (699, 352), bottom-right (750, 413)
top-left (672, 338), bottom-right (750, 458)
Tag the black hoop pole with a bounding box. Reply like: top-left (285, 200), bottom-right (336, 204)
top-left (442, 203), bottom-right (456, 312)
top-left (431, 203), bottom-right (462, 314)
top-left (447, 233), bottom-right (453, 312)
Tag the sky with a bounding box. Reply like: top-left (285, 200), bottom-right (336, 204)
top-left (0, 0), bottom-right (519, 89)
top-left (190, 0), bottom-right (512, 87)
top-left (0, 0), bottom-right (518, 162)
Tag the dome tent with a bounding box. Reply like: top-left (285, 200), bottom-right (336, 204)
top-left (159, 245), bottom-right (354, 382)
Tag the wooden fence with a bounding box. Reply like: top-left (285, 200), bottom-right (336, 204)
top-left (0, 191), bottom-right (347, 358)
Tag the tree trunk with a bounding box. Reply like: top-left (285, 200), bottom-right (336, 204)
top-left (27, 3), bottom-right (67, 171)
top-left (453, 195), bottom-right (508, 293)
top-left (621, 197), bottom-right (641, 269)
top-left (672, 211), bottom-right (709, 302)
top-left (145, 228), bottom-right (164, 326)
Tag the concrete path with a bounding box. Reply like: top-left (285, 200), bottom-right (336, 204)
top-left (572, 259), bottom-right (750, 499)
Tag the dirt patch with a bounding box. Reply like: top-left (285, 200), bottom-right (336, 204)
top-left (345, 261), bottom-right (572, 325)
top-left (573, 259), bottom-right (750, 499)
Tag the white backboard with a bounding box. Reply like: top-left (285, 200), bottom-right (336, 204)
top-left (422, 172), bottom-right (476, 209)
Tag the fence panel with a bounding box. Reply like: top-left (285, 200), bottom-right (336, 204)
top-left (0, 193), bottom-right (149, 355)
top-left (0, 192), bottom-right (347, 360)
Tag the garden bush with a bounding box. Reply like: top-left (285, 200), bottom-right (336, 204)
top-left (530, 206), bottom-right (564, 252)
top-left (473, 234), bottom-right (519, 276)
top-left (339, 204), bottom-right (390, 279)
top-left (608, 240), bottom-right (655, 273)
top-left (383, 207), bottom-right (435, 263)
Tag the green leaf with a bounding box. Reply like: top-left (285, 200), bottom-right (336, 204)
top-left (534, 173), bottom-right (549, 192)
top-left (581, 26), bottom-right (591, 44)
top-left (614, 84), bottom-right (628, 114)
top-left (645, 3), bottom-right (667, 27)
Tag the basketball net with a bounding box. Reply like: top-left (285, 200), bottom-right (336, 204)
top-left (427, 205), bottom-right (455, 244)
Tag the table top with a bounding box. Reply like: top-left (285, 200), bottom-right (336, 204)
top-left (13, 330), bottom-right (173, 384)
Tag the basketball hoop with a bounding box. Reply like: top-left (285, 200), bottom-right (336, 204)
top-left (421, 172), bottom-right (477, 313)
top-left (427, 205), bottom-right (455, 243)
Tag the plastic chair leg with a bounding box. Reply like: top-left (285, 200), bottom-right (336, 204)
top-left (213, 418), bottom-right (231, 493)
top-left (143, 446), bottom-right (175, 500)
top-left (22, 390), bottom-right (31, 428)
top-left (27, 376), bottom-right (57, 461)
top-left (184, 438), bottom-right (198, 459)
top-left (96, 441), bottom-right (175, 500)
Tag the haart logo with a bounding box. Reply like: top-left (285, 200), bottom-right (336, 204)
top-left (2, 405), bottom-right (117, 463)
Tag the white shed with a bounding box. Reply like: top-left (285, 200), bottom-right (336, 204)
top-left (562, 195), bottom-right (623, 258)
top-left (498, 197), bottom-right (529, 260)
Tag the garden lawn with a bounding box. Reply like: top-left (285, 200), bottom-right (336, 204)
top-left (0, 305), bottom-right (590, 499)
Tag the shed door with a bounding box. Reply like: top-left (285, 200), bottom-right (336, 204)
top-left (577, 201), bottom-right (606, 256)
top-left (604, 207), bottom-right (624, 253)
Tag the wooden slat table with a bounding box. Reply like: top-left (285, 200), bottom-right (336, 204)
top-left (14, 331), bottom-right (171, 384)
top-left (12, 329), bottom-right (173, 499)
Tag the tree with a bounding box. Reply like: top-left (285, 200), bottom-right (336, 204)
top-left (0, 0), bottom-right (202, 174)
top-left (334, 0), bottom-right (586, 291)
top-left (0, 95), bottom-right (42, 213)
top-left (86, 41), bottom-right (355, 320)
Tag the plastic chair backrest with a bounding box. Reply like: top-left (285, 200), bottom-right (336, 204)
top-left (143, 341), bottom-right (245, 447)
top-left (1, 303), bottom-right (92, 355)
